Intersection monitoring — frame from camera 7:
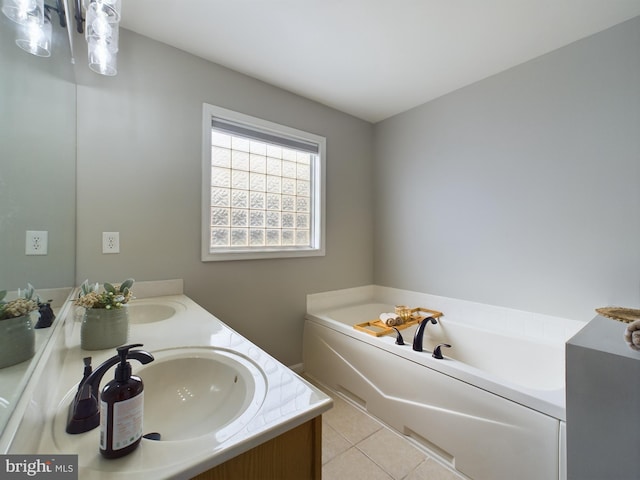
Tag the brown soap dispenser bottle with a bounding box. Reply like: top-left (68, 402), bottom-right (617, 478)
top-left (99, 343), bottom-right (154, 459)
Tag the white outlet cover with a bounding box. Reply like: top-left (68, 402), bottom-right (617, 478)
top-left (102, 232), bottom-right (120, 254)
top-left (26, 230), bottom-right (48, 255)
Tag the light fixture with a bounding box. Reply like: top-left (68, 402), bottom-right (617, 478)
top-left (14, 7), bottom-right (51, 57)
top-left (2, 0), bottom-right (43, 25)
top-left (84, 0), bottom-right (119, 75)
top-left (2, 0), bottom-right (122, 76)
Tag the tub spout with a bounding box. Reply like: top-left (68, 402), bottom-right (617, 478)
top-left (412, 316), bottom-right (437, 352)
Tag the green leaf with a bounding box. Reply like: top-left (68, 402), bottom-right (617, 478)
top-left (80, 280), bottom-right (90, 295)
top-left (120, 278), bottom-right (134, 291)
top-left (0, 290), bottom-right (6, 302)
top-left (23, 283), bottom-right (35, 300)
top-left (104, 282), bottom-right (116, 294)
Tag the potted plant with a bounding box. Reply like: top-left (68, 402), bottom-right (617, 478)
top-left (75, 279), bottom-right (134, 350)
top-left (0, 284), bottom-right (39, 368)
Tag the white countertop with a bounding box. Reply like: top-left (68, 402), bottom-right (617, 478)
top-left (8, 288), bottom-right (331, 479)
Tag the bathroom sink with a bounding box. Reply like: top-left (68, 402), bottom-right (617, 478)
top-left (53, 347), bottom-right (267, 453)
top-left (127, 299), bottom-right (186, 324)
top-left (139, 347), bottom-right (267, 441)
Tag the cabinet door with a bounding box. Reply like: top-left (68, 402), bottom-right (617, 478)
top-left (193, 417), bottom-right (321, 480)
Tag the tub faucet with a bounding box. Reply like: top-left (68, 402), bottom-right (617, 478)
top-left (392, 327), bottom-right (405, 345)
top-left (412, 316), bottom-right (437, 352)
top-left (432, 343), bottom-right (451, 359)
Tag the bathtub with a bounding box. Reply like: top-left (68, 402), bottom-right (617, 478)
top-left (303, 286), bottom-right (585, 480)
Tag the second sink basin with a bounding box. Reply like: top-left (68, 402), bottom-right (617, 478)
top-left (127, 299), bottom-right (186, 324)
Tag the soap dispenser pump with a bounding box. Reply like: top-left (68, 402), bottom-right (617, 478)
top-left (99, 343), bottom-right (154, 459)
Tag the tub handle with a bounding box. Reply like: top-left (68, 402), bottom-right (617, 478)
top-left (391, 327), bottom-right (405, 346)
top-left (432, 343), bottom-right (451, 359)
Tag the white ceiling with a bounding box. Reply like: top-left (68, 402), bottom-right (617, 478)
top-left (120, 1), bottom-right (640, 123)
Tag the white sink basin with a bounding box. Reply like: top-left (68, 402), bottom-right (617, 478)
top-left (127, 300), bottom-right (186, 324)
top-left (139, 347), bottom-right (267, 441)
top-left (53, 347), bottom-right (267, 454)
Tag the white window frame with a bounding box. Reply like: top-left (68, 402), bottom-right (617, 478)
top-left (202, 103), bottom-right (326, 261)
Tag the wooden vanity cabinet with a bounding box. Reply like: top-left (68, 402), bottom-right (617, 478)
top-left (192, 416), bottom-right (322, 480)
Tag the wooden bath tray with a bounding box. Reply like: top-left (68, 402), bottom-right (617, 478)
top-left (354, 307), bottom-right (443, 337)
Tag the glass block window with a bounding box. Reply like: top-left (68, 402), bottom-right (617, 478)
top-left (202, 104), bottom-right (325, 261)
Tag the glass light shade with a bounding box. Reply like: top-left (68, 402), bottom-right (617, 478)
top-left (87, 0), bottom-right (120, 23)
top-left (2, 0), bottom-right (42, 25)
top-left (15, 10), bottom-right (51, 57)
top-left (88, 41), bottom-right (117, 76)
top-left (85, 4), bottom-right (119, 52)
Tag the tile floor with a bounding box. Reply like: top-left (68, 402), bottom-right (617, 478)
top-left (308, 378), bottom-right (465, 480)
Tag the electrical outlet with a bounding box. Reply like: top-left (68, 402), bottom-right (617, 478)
top-left (102, 232), bottom-right (120, 254)
top-left (26, 230), bottom-right (48, 255)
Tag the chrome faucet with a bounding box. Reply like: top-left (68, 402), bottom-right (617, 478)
top-left (412, 316), bottom-right (437, 352)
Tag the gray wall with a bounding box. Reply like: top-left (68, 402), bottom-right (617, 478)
top-left (373, 17), bottom-right (640, 321)
top-left (74, 30), bottom-right (374, 365)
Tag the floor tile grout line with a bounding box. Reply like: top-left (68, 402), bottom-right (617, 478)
top-left (323, 412), bottom-right (383, 445)
top-left (322, 444), bottom-right (394, 480)
top-left (323, 420), bottom-right (355, 447)
top-left (353, 443), bottom-right (402, 480)
top-left (353, 434), bottom-right (430, 480)
top-left (324, 396), bottom-right (427, 480)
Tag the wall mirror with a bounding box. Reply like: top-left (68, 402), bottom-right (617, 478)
top-left (0, 10), bottom-right (76, 436)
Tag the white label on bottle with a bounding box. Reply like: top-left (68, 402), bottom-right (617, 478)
top-left (99, 400), bottom-right (107, 450)
top-left (111, 392), bottom-right (144, 451)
